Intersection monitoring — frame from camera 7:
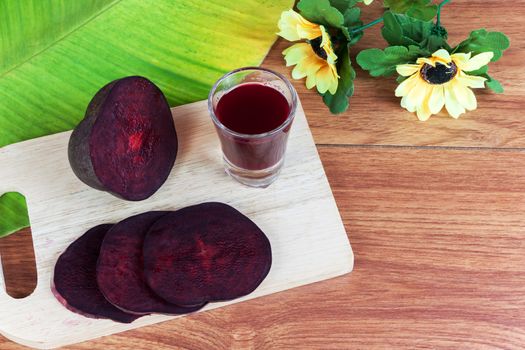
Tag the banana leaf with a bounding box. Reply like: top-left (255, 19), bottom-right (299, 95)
top-left (0, 0), bottom-right (293, 237)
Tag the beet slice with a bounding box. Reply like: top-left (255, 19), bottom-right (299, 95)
top-left (97, 211), bottom-right (205, 315)
top-left (68, 76), bottom-right (177, 201)
top-left (143, 202), bottom-right (272, 306)
top-left (52, 224), bottom-right (141, 323)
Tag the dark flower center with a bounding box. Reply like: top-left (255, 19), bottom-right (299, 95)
top-left (310, 36), bottom-right (327, 60)
top-left (420, 61), bottom-right (458, 85)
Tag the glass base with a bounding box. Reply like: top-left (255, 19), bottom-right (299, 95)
top-left (223, 157), bottom-right (284, 188)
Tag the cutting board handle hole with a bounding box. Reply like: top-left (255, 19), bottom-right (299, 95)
top-left (0, 192), bottom-right (37, 299)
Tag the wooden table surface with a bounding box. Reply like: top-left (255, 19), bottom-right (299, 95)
top-left (1, 1), bottom-right (524, 349)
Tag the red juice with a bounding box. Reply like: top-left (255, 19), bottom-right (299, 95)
top-left (214, 83), bottom-right (292, 170)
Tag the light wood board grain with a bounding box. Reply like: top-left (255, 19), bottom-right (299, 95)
top-left (0, 100), bottom-right (353, 349)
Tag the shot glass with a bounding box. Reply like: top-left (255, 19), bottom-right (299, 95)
top-left (208, 67), bottom-right (298, 188)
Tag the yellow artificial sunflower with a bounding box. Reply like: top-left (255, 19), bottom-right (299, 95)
top-left (395, 49), bottom-right (494, 121)
top-left (278, 10), bottom-right (339, 95)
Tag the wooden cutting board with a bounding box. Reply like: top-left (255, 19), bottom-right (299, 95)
top-left (0, 100), bottom-right (353, 349)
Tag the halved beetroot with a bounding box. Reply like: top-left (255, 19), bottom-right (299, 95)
top-left (143, 202), bottom-right (272, 306)
top-left (68, 76), bottom-right (177, 201)
top-left (52, 224), bottom-right (141, 323)
top-left (97, 211), bottom-right (205, 315)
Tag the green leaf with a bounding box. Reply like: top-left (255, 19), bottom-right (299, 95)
top-left (485, 76), bottom-right (504, 93)
top-left (342, 7), bottom-right (363, 45)
top-left (381, 11), bottom-right (405, 45)
top-left (384, 0), bottom-right (437, 21)
top-left (0, 193), bottom-right (29, 238)
top-left (298, 0), bottom-right (344, 28)
top-left (417, 25), bottom-right (451, 52)
top-left (356, 45), bottom-right (427, 77)
top-left (344, 7), bottom-right (361, 26)
top-left (348, 31), bottom-right (364, 46)
top-left (384, 0), bottom-right (425, 13)
top-left (0, 0), bottom-right (293, 237)
top-left (455, 29), bottom-right (510, 62)
top-left (406, 4), bottom-right (438, 22)
top-left (421, 31), bottom-right (450, 53)
top-left (381, 11), bottom-right (432, 47)
top-left (323, 45), bottom-right (356, 114)
top-left (381, 11), bottom-right (448, 52)
top-left (329, 0), bottom-right (359, 13)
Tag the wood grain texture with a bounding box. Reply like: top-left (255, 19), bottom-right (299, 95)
top-left (0, 228), bottom-right (36, 299)
top-left (262, 1), bottom-right (524, 147)
top-left (4, 147), bottom-right (525, 349)
top-left (0, 100), bottom-right (352, 349)
top-left (3, 0), bottom-right (525, 348)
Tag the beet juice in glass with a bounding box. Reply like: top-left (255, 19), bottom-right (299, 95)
top-left (208, 67), bottom-right (298, 187)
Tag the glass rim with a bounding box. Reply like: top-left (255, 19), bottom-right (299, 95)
top-left (207, 66), bottom-right (298, 139)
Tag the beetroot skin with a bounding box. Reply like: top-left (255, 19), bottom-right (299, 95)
top-left (52, 224), bottom-right (141, 323)
top-left (143, 202), bottom-right (272, 306)
top-left (97, 211), bottom-right (205, 315)
top-left (68, 76), bottom-right (177, 201)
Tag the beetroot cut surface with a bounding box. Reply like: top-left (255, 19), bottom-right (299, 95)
top-left (97, 211), bottom-right (205, 315)
top-left (143, 202), bottom-right (272, 306)
top-left (52, 224), bottom-right (141, 323)
top-left (68, 76), bottom-right (177, 201)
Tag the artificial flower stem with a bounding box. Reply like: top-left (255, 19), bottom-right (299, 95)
top-left (350, 17), bottom-right (384, 35)
top-left (436, 0), bottom-right (452, 27)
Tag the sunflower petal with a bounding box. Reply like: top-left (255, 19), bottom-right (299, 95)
top-left (277, 10), bottom-right (303, 41)
top-left (296, 24), bottom-right (322, 40)
top-left (315, 66), bottom-right (331, 93)
top-left (401, 95), bottom-right (416, 113)
top-left (451, 52), bottom-right (471, 70)
top-left (456, 72), bottom-right (487, 89)
top-left (304, 57), bottom-right (325, 76)
top-left (278, 10), bottom-right (321, 41)
top-left (405, 78), bottom-right (429, 110)
top-left (328, 79), bottom-right (338, 94)
top-left (320, 26), bottom-right (330, 48)
top-left (464, 88), bottom-right (478, 111)
top-left (319, 27), bottom-right (338, 65)
top-left (283, 43), bottom-right (311, 66)
top-left (292, 49), bottom-right (323, 79)
top-left (292, 64), bottom-right (307, 79)
top-left (315, 64), bottom-right (338, 94)
top-left (417, 57), bottom-right (436, 66)
top-left (306, 73), bottom-right (317, 89)
top-left (453, 82), bottom-right (477, 111)
top-left (416, 97), bottom-right (432, 121)
top-left (305, 59), bottom-right (325, 90)
top-left (428, 85), bottom-right (445, 114)
top-left (396, 64), bottom-right (421, 77)
top-left (444, 84), bottom-right (466, 118)
top-left (463, 52), bottom-right (494, 72)
top-left (416, 85), bottom-right (434, 121)
top-left (328, 64), bottom-right (339, 94)
top-left (432, 49), bottom-right (451, 62)
top-left (326, 50), bottom-right (338, 65)
top-left (395, 74), bottom-right (418, 97)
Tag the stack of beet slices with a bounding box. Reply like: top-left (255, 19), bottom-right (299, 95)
top-left (52, 202), bottom-right (272, 323)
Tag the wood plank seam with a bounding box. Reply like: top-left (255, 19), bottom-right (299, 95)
top-left (316, 144), bottom-right (525, 152)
